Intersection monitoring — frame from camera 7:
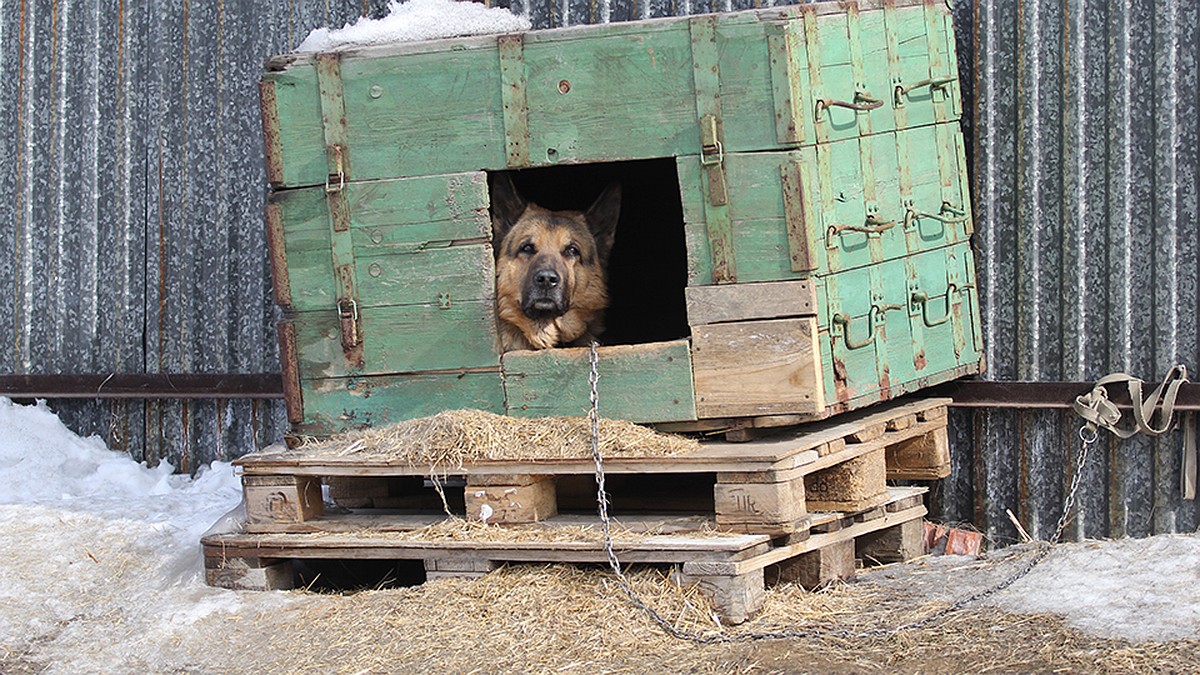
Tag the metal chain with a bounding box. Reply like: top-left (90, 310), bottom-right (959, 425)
top-left (586, 341), bottom-right (1098, 643)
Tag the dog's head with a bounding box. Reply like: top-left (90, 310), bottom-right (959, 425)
top-left (490, 175), bottom-right (620, 326)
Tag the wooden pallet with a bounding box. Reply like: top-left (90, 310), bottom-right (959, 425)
top-left (234, 398), bottom-right (950, 539)
top-left (203, 487), bottom-right (927, 624)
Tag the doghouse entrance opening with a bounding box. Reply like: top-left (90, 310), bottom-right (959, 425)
top-left (489, 158), bottom-right (690, 346)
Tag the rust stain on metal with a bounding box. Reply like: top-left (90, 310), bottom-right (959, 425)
top-left (914, 349), bottom-right (928, 371)
top-left (878, 367), bottom-right (893, 400)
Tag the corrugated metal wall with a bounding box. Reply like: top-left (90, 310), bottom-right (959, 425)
top-left (2, 0), bottom-right (1197, 541)
top-left (0, 1), bottom-right (395, 471)
top-left (941, 0), bottom-right (1200, 544)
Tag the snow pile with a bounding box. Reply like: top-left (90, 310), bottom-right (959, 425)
top-left (297, 0), bottom-right (531, 52)
top-left (0, 397), bottom-right (305, 671)
top-left (991, 535), bottom-right (1200, 641)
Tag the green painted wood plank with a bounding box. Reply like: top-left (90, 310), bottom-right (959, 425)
top-left (502, 340), bottom-right (697, 423)
top-left (291, 300), bottom-right (499, 378)
top-left (266, 68), bottom-right (327, 188)
top-left (716, 19), bottom-right (792, 154)
top-left (342, 47), bottom-right (508, 179)
top-left (296, 370), bottom-right (507, 436)
top-left (264, 4), bottom-right (953, 189)
top-left (522, 25), bottom-right (699, 165)
top-left (272, 176), bottom-right (495, 313)
top-left (355, 244), bottom-right (494, 308)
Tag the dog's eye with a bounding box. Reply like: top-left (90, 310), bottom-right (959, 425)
top-left (564, 244), bottom-right (581, 258)
top-left (518, 243), bottom-right (536, 255)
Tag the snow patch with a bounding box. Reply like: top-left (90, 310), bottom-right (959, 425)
top-left (297, 0), bottom-right (531, 52)
top-left (989, 535), bottom-right (1200, 642)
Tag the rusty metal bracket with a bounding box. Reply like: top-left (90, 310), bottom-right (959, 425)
top-left (904, 201), bottom-right (970, 229)
top-left (910, 286), bottom-right (956, 328)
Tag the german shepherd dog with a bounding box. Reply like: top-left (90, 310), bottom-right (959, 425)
top-left (490, 174), bottom-right (620, 352)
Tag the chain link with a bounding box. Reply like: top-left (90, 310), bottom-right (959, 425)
top-left (586, 341), bottom-right (1098, 643)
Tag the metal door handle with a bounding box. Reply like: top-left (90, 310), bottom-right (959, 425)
top-left (893, 76), bottom-right (956, 106)
top-left (832, 303), bottom-right (904, 350)
top-left (832, 312), bottom-right (875, 350)
top-left (911, 283), bottom-right (974, 327)
top-left (826, 214), bottom-right (897, 248)
top-left (904, 202), bottom-right (970, 229)
top-left (815, 91), bottom-right (885, 120)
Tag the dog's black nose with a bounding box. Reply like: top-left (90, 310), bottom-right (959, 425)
top-left (533, 269), bottom-right (559, 288)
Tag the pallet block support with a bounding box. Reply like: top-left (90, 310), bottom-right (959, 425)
top-left (424, 558), bottom-right (499, 581)
top-left (886, 425), bottom-right (951, 480)
top-left (714, 472), bottom-right (808, 535)
top-left (243, 475), bottom-right (324, 525)
top-left (765, 538), bottom-right (856, 589)
top-left (465, 475), bottom-right (557, 524)
top-left (857, 517), bottom-right (926, 565)
top-left (675, 566), bottom-right (766, 625)
top-left (205, 556), bottom-right (295, 591)
top-left (804, 447), bottom-right (888, 511)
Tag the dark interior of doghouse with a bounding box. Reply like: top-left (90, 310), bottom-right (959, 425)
top-left (490, 158), bottom-right (690, 346)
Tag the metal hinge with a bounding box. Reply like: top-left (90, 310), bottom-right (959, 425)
top-left (700, 114), bottom-right (728, 206)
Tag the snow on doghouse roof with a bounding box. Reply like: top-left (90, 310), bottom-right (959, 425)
top-left (297, 0), bottom-right (531, 52)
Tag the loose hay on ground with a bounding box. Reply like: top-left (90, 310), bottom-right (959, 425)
top-left (292, 409), bottom-right (700, 470)
top-left (235, 562), bottom-right (1199, 674)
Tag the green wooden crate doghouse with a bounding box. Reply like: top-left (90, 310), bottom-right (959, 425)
top-left (261, 0), bottom-right (983, 438)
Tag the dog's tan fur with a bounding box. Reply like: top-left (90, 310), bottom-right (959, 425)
top-left (491, 176), bottom-right (619, 352)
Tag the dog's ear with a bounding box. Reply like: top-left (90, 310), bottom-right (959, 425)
top-left (489, 173), bottom-right (527, 247)
top-left (585, 182), bottom-right (621, 262)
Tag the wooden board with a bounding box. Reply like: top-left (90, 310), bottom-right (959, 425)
top-left (692, 317), bottom-right (824, 418)
top-left (684, 279), bottom-right (816, 326)
top-left (262, 2), bottom-right (959, 188)
top-left (291, 300), bottom-right (500, 377)
top-left (294, 370), bottom-right (507, 435)
top-left (242, 397), bottom-right (950, 476)
top-left (502, 340), bottom-right (697, 422)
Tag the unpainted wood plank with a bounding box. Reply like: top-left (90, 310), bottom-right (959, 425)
top-left (692, 317), bottom-right (825, 418)
top-left (848, 422), bottom-right (887, 443)
top-left (684, 279), bottom-right (817, 326)
top-left (675, 503), bottom-right (927, 576)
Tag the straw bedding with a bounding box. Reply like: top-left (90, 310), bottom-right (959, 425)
top-left (294, 409), bottom-right (700, 468)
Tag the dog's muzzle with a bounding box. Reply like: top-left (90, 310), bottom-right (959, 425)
top-left (522, 267), bottom-right (569, 319)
